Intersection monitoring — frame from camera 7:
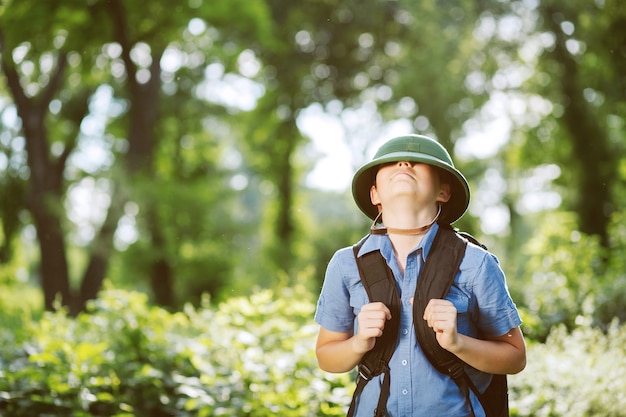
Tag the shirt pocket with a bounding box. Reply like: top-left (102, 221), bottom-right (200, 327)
top-left (446, 285), bottom-right (474, 335)
top-left (348, 282), bottom-right (369, 316)
top-left (446, 286), bottom-right (469, 313)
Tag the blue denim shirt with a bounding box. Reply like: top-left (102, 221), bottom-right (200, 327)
top-left (314, 223), bottom-right (522, 417)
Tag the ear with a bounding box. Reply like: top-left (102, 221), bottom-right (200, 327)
top-left (437, 183), bottom-right (451, 203)
top-left (370, 185), bottom-right (381, 205)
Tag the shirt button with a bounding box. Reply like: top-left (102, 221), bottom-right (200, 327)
top-left (402, 389), bottom-right (408, 395)
top-left (402, 360), bottom-right (408, 366)
top-left (402, 329), bottom-right (409, 335)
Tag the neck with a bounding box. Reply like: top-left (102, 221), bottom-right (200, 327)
top-left (370, 205), bottom-right (441, 236)
top-left (378, 209), bottom-right (440, 276)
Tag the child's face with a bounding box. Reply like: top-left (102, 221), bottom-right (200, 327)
top-left (370, 161), bottom-right (450, 208)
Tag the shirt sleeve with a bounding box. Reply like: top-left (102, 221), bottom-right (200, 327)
top-left (314, 248), bottom-right (358, 333)
top-left (470, 246), bottom-right (522, 337)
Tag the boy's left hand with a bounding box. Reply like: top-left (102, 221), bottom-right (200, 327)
top-left (422, 298), bottom-right (460, 352)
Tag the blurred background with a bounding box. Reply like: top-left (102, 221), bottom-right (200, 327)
top-left (0, 0), bottom-right (625, 415)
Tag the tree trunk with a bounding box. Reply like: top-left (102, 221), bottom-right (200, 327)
top-left (0, 40), bottom-right (73, 310)
top-left (543, 6), bottom-right (616, 246)
top-left (272, 120), bottom-right (297, 279)
top-left (108, 0), bottom-right (174, 307)
top-left (75, 181), bottom-right (127, 314)
top-left (30, 196), bottom-right (72, 310)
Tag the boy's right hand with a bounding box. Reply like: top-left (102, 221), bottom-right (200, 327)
top-left (353, 302), bottom-right (392, 354)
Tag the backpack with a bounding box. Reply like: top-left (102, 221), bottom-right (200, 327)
top-left (346, 224), bottom-right (508, 417)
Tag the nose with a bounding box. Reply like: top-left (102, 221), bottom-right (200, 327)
top-left (397, 160), bottom-right (412, 167)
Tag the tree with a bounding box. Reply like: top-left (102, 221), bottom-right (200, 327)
top-left (372, 1), bottom-right (500, 236)
top-left (239, 0), bottom-right (408, 280)
top-left (535, 0), bottom-right (625, 247)
top-left (0, 0), bottom-right (104, 312)
top-left (485, 0), bottom-right (625, 247)
top-left (470, 0), bottom-right (626, 336)
top-left (0, 0), bottom-right (272, 311)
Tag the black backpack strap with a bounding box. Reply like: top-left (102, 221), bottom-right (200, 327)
top-left (412, 225), bottom-right (467, 370)
top-left (347, 237), bottom-right (401, 417)
top-left (412, 225), bottom-right (477, 412)
top-left (449, 230), bottom-right (509, 416)
top-left (457, 230), bottom-right (488, 250)
top-left (413, 225), bottom-right (508, 417)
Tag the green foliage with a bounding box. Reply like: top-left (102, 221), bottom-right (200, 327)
top-left (112, 168), bottom-right (249, 306)
top-left (0, 287), bottom-right (351, 416)
top-left (0, 240), bottom-right (42, 325)
top-left (3, 287), bottom-right (626, 416)
top-left (509, 322), bottom-right (626, 417)
top-left (301, 188), bottom-right (371, 291)
top-left (512, 209), bottom-right (626, 341)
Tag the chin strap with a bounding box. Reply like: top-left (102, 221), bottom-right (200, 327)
top-left (370, 205), bottom-right (442, 236)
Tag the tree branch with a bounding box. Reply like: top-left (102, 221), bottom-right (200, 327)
top-left (107, 0), bottom-right (138, 89)
top-left (40, 51), bottom-right (68, 109)
top-left (0, 30), bottom-right (29, 113)
top-left (54, 88), bottom-right (92, 181)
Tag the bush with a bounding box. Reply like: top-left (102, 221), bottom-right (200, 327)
top-left (509, 321), bottom-right (626, 417)
top-left (0, 287), bottom-right (351, 416)
top-left (2, 287), bottom-right (626, 417)
top-left (516, 210), bottom-right (626, 341)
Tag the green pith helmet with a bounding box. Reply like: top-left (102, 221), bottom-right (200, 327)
top-left (351, 134), bottom-right (470, 224)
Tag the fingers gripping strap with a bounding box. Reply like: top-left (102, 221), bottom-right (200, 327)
top-left (413, 226), bottom-right (467, 375)
top-left (353, 245), bottom-right (401, 374)
top-left (348, 240), bottom-right (401, 417)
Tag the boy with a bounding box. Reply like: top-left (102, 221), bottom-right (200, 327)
top-left (314, 134), bottom-right (526, 416)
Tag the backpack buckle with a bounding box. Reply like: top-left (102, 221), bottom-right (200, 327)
top-left (358, 364), bottom-right (373, 381)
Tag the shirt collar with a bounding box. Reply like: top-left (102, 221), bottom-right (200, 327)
top-left (420, 222), bottom-right (439, 260)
